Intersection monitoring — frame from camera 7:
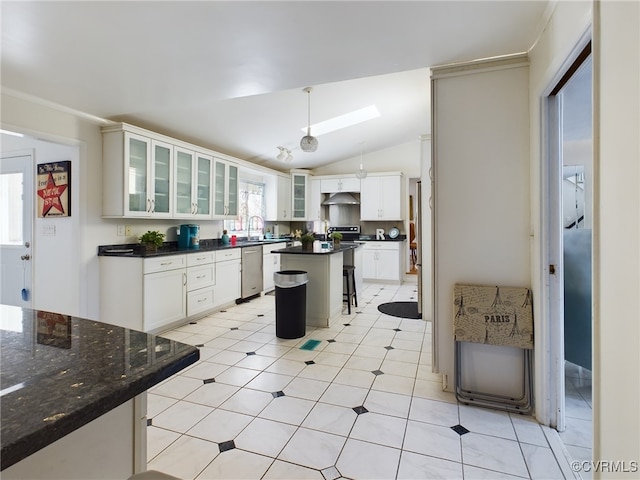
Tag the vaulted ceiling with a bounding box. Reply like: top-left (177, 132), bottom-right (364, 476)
top-left (1, 1), bottom-right (549, 171)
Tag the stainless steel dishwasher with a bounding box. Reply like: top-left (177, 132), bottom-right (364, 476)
top-left (241, 245), bottom-right (263, 299)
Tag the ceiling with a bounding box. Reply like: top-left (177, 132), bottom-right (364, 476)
top-left (1, 1), bottom-right (549, 171)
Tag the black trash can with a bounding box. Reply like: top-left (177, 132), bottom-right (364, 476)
top-left (274, 270), bottom-right (308, 339)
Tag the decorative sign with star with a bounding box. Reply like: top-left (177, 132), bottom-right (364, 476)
top-left (37, 161), bottom-right (71, 218)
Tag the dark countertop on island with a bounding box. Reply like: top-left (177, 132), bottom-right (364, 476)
top-left (0, 305), bottom-right (199, 470)
top-left (272, 242), bottom-right (361, 255)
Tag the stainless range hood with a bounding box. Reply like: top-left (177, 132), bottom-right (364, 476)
top-left (322, 192), bottom-right (360, 205)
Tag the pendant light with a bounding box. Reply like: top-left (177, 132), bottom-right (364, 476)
top-left (355, 142), bottom-right (368, 179)
top-left (300, 87), bottom-right (318, 152)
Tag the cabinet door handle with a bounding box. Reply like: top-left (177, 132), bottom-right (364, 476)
top-left (183, 273), bottom-right (187, 286)
top-left (160, 261), bottom-right (172, 266)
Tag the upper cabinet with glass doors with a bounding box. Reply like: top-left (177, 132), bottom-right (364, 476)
top-left (291, 172), bottom-right (309, 220)
top-left (213, 158), bottom-right (239, 219)
top-left (102, 125), bottom-right (174, 218)
top-left (174, 147), bottom-right (213, 219)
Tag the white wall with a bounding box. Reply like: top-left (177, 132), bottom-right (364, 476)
top-left (312, 141), bottom-right (421, 177)
top-left (593, 0), bottom-right (640, 472)
top-left (1, 94), bottom-right (105, 318)
top-left (431, 56), bottom-right (531, 394)
top-left (2, 136), bottom-right (81, 315)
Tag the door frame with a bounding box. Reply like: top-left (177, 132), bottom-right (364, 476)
top-left (539, 33), bottom-right (592, 430)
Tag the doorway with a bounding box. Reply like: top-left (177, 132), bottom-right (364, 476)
top-left (0, 152), bottom-right (34, 307)
top-left (546, 43), bottom-right (593, 460)
top-left (407, 177), bottom-right (419, 275)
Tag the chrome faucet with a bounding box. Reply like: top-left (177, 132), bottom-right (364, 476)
top-left (247, 215), bottom-right (264, 240)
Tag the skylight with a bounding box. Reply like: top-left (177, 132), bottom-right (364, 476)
top-left (301, 105), bottom-right (380, 136)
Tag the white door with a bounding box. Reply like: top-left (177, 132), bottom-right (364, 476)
top-left (0, 154), bottom-right (33, 307)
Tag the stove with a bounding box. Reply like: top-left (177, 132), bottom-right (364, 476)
top-left (327, 225), bottom-right (361, 241)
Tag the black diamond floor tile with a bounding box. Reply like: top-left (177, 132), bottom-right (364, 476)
top-left (327, 339), bottom-right (336, 343)
top-left (203, 378), bottom-right (215, 384)
top-left (385, 346), bottom-right (395, 350)
top-left (352, 405), bottom-right (369, 415)
top-left (230, 327), bottom-right (239, 330)
top-left (246, 351), bottom-right (256, 356)
top-left (371, 370), bottom-right (384, 376)
top-left (272, 391), bottom-right (285, 398)
top-left (451, 424), bottom-right (470, 435)
top-left (219, 440), bottom-right (236, 452)
top-left (305, 360), bottom-right (315, 365)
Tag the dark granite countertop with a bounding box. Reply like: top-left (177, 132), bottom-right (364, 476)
top-left (273, 242), bottom-right (360, 255)
top-left (0, 305), bottom-right (199, 470)
top-left (97, 238), bottom-right (290, 258)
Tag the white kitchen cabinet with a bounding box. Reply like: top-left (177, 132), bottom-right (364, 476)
top-left (102, 127), bottom-right (175, 218)
top-left (360, 174), bottom-right (403, 220)
top-left (361, 241), bottom-right (403, 282)
top-left (320, 177), bottom-right (360, 193)
top-left (214, 249), bottom-right (241, 306)
top-left (174, 148), bottom-right (213, 219)
top-left (213, 159), bottom-right (239, 218)
top-left (265, 174), bottom-right (292, 221)
top-left (186, 252), bottom-right (216, 317)
top-left (144, 266), bottom-right (187, 332)
top-left (262, 243), bottom-right (283, 292)
top-left (291, 172), bottom-right (309, 220)
top-left (308, 178), bottom-right (324, 221)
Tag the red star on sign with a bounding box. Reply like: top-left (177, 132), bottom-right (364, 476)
top-left (38, 172), bottom-right (68, 216)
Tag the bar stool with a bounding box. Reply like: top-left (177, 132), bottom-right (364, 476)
top-left (343, 265), bottom-right (358, 314)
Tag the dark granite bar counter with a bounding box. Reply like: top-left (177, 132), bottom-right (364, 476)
top-left (0, 305), bottom-right (199, 470)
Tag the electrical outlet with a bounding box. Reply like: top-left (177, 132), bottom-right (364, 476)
top-left (116, 225), bottom-right (125, 236)
top-left (125, 225), bottom-right (132, 236)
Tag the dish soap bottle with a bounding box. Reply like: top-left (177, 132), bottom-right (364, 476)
top-left (221, 229), bottom-right (230, 245)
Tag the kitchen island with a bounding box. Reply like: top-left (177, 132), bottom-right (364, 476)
top-left (274, 242), bottom-right (362, 327)
top-left (0, 304), bottom-right (199, 479)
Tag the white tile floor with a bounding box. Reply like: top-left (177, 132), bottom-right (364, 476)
top-left (562, 362), bottom-right (593, 480)
top-left (147, 281), bottom-right (574, 479)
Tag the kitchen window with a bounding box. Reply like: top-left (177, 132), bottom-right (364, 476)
top-left (223, 180), bottom-right (265, 236)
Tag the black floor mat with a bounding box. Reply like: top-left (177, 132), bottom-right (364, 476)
top-left (377, 301), bottom-right (422, 319)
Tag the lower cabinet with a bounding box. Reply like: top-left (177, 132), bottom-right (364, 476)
top-left (361, 242), bottom-right (404, 282)
top-left (144, 266), bottom-right (187, 332)
top-left (262, 243), bottom-right (282, 292)
top-left (214, 249), bottom-right (241, 306)
top-left (100, 250), bottom-right (242, 333)
top-left (186, 252), bottom-right (216, 317)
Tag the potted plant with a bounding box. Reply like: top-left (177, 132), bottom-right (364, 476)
top-left (329, 231), bottom-right (342, 248)
top-left (300, 232), bottom-right (316, 251)
top-left (139, 230), bottom-right (165, 253)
